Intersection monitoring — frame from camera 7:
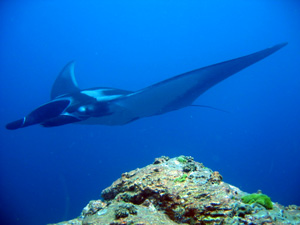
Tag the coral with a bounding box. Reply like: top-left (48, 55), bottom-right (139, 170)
top-left (182, 162), bottom-right (197, 172)
top-left (208, 171), bottom-right (223, 184)
top-left (114, 203), bottom-right (137, 219)
top-left (49, 155), bottom-right (300, 225)
top-left (153, 156), bottom-right (169, 164)
top-left (241, 193), bottom-right (273, 209)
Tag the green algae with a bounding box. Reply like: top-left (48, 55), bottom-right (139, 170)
top-left (177, 156), bottom-right (187, 163)
top-left (174, 174), bottom-right (188, 182)
top-left (241, 193), bottom-right (273, 209)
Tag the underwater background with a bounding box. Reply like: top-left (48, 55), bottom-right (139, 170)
top-left (0, 0), bottom-right (299, 224)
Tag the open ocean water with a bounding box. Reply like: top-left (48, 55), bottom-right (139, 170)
top-left (0, 0), bottom-right (300, 224)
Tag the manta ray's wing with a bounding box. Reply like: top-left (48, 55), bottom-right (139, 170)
top-left (116, 43), bottom-right (287, 118)
top-left (51, 61), bottom-right (80, 99)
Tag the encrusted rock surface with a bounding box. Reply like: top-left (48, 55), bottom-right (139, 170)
top-left (50, 155), bottom-right (300, 225)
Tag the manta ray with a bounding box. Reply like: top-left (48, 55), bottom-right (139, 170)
top-left (6, 43), bottom-right (287, 130)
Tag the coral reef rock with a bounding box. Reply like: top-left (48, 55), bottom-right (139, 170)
top-left (50, 155), bottom-right (300, 225)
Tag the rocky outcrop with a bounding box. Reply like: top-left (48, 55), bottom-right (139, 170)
top-left (50, 155), bottom-right (300, 225)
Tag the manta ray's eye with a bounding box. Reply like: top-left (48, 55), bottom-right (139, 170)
top-left (78, 106), bottom-right (86, 113)
top-left (78, 105), bottom-right (95, 115)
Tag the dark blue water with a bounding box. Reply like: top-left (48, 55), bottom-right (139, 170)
top-left (1, 1), bottom-right (299, 224)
